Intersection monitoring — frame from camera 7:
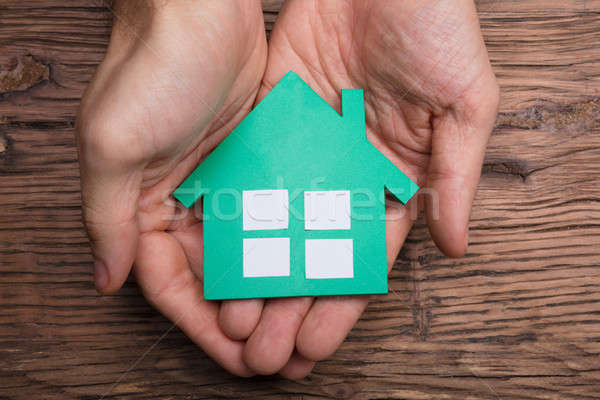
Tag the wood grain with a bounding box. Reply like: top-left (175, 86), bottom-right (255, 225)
top-left (1, 0), bottom-right (599, 399)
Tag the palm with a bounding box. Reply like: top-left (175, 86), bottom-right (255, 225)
top-left (263, 0), bottom-right (495, 186)
top-left (132, 23), bottom-right (267, 375)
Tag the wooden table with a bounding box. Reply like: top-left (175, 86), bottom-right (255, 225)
top-left (1, 1), bottom-right (599, 398)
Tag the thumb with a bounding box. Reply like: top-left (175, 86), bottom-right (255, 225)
top-left (77, 121), bottom-right (143, 294)
top-left (425, 83), bottom-right (499, 258)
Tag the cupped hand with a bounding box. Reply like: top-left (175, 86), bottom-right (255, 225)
top-left (76, 0), bottom-right (267, 376)
top-left (217, 0), bottom-right (500, 379)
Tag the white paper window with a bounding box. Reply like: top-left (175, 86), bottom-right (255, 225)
top-left (243, 238), bottom-right (290, 277)
top-left (305, 239), bottom-right (353, 279)
top-left (304, 190), bottom-right (351, 230)
top-left (243, 189), bottom-right (288, 231)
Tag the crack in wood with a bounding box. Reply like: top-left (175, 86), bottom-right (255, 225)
top-left (0, 117), bottom-right (7, 158)
top-left (0, 133), bottom-right (7, 156)
top-left (0, 55), bottom-right (50, 94)
top-left (482, 159), bottom-right (532, 182)
top-left (409, 244), bottom-right (432, 341)
top-left (496, 98), bottom-right (600, 132)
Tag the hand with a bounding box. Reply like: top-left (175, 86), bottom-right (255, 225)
top-left (217, 0), bottom-right (500, 378)
top-left (76, 0), bottom-right (267, 376)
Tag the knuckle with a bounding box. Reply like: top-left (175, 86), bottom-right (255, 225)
top-left (80, 202), bottom-right (110, 245)
top-left (80, 203), bottom-right (107, 255)
top-left (80, 195), bottom-right (137, 244)
top-left (459, 74), bottom-right (501, 129)
top-left (77, 111), bottom-right (144, 166)
top-left (145, 264), bottom-right (194, 307)
top-left (488, 78), bottom-right (501, 113)
top-left (427, 165), bottom-right (461, 183)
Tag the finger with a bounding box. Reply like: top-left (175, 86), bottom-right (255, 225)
top-left (296, 200), bottom-right (414, 361)
top-left (243, 297), bottom-right (313, 375)
top-left (171, 212), bottom-right (265, 341)
top-left (134, 230), bottom-right (254, 377)
top-left (219, 299), bottom-right (264, 341)
top-left (426, 78), bottom-right (499, 257)
top-left (278, 351), bottom-right (315, 380)
top-left (77, 125), bottom-right (143, 293)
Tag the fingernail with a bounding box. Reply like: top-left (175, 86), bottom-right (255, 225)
top-left (94, 259), bottom-right (109, 292)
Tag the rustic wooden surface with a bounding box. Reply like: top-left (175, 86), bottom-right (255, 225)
top-left (1, 0), bottom-right (599, 399)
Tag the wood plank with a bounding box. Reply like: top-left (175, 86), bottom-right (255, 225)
top-left (1, 0), bottom-right (599, 399)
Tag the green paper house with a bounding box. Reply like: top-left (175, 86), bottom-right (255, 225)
top-left (174, 71), bottom-right (418, 300)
